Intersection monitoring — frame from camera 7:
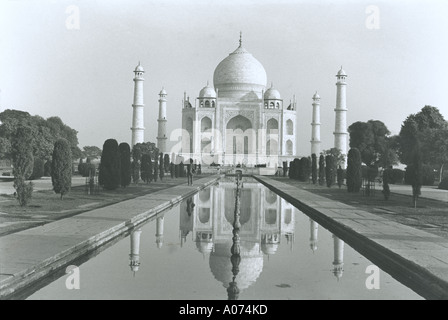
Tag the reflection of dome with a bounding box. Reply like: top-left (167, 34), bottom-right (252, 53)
top-left (261, 243), bottom-right (279, 255)
top-left (209, 242), bottom-right (263, 290)
top-left (199, 83), bottom-right (217, 98)
top-left (196, 241), bottom-right (214, 254)
top-left (264, 85), bottom-right (281, 100)
top-left (213, 43), bottom-right (267, 99)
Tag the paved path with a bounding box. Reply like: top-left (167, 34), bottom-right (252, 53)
top-left (0, 174), bottom-right (221, 299)
top-left (254, 176), bottom-right (448, 300)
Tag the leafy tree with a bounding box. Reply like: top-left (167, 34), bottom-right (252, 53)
top-left (346, 148), bottom-right (362, 192)
top-left (0, 109), bottom-right (82, 161)
top-left (51, 139), bottom-right (72, 199)
top-left (132, 142), bottom-right (159, 163)
top-left (318, 155), bottom-right (325, 186)
top-left (311, 153), bottom-right (317, 184)
top-left (82, 146), bottom-right (102, 159)
top-left (99, 139), bottom-right (121, 190)
top-left (11, 126), bottom-right (35, 206)
top-left (349, 120), bottom-right (396, 168)
top-left (323, 148), bottom-right (346, 168)
top-left (119, 143), bottom-right (131, 188)
top-left (399, 106), bottom-right (448, 181)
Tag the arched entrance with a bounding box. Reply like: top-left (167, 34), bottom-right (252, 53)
top-left (226, 115), bottom-right (254, 165)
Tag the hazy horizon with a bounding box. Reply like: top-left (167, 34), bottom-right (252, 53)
top-left (1, 0), bottom-right (447, 157)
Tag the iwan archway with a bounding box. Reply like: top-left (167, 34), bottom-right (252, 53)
top-left (225, 115), bottom-right (256, 165)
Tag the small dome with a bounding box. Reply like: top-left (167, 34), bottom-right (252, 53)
top-left (135, 62), bottom-right (144, 72)
top-left (337, 66), bottom-right (346, 76)
top-left (312, 91), bottom-right (320, 100)
top-left (261, 243), bottom-right (279, 255)
top-left (199, 83), bottom-right (217, 98)
top-left (196, 241), bottom-right (214, 254)
top-left (160, 87), bottom-right (167, 95)
top-left (264, 84), bottom-right (281, 100)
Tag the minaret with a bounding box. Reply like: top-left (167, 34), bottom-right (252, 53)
top-left (157, 87), bottom-right (168, 153)
top-left (131, 62), bottom-right (145, 147)
top-left (332, 234), bottom-right (344, 281)
top-left (155, 216), bottom-right (164, 249)
top-left (311, 91), bottom-right (321, 156)
top-left (309, 218), bottom-right (318, 252)
top-left (129, 228), bottom-right (142, 275)
top-left (334, 66), bottom-right (348, 167)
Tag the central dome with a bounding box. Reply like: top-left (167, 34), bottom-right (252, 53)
top-left (213, 44), bottom-right (267, 99)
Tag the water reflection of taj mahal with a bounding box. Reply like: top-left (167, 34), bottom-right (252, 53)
top-left (128, 177), bottom-right (346, 295)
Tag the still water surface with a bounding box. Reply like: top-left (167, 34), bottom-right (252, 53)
top-left (28, 177), bottom-right (422, 300)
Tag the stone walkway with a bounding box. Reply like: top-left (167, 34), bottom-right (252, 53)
top-left (0, 174), bottom-right (221, 299)
top-left (254, 176), bottom-right (448, 300)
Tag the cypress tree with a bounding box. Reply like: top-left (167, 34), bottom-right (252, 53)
top-left (99, 139), bottom-right (121, 190)
top-left (141, 153), bottom-right (151, 183)
top-left (159, 153), bottom-right (164, 181)
top-left (299, 157), bottom-right (311, 182)
top-left (311, 153), bottom-right (317, 184)
top-left (347, 148), bottom-right (362, 192)
top-left (51, 138), bottom-right (72, 199)
top-left (131, 160), bottom-right (140, 184)
top-left (11, 126), bottom-right (34, 206)
top-left (318, 155), bottom-right (325, 186)
top-left (409, 141), bottom-right (423, 208)
top-left (164, 154), bottom-right (170, 173)
top-left (325, 155), bottom-right (335, 187)
top-left (119, 142), bottom-right (131, 188)
top-left (153, 156), bottom-right (158, 182)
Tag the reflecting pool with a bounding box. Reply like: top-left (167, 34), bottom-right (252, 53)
top-left (27, 177), bottom-right (422, 300)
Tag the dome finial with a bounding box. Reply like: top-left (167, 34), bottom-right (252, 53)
top-left (239, 31), bottom-right (242, 47)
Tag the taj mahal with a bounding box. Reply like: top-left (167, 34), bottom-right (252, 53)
top-left (130, 33), bottom-right (348, 168)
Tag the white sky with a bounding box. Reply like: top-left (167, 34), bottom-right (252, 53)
top-left (1, 0), bottom-right (447, 156)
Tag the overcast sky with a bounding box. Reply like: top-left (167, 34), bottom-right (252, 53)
top-left (1, 0), bottom-right (447, 156)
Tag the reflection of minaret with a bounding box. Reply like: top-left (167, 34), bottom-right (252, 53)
top-left (155, 217), bottom-right (164, 249)
top-left (309, 218), bottom-right (319, 252)
top-left (129, 228), bottom-right (142, 276)
top-left (332, 234), bottom-right (344, 281)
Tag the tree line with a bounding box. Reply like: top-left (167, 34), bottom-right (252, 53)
top-left (288, 105), bottom-right (448, 205)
